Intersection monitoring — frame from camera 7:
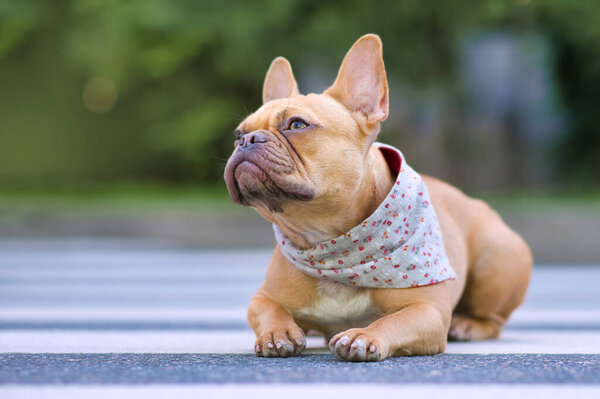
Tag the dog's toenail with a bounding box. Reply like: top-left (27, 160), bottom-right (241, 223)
top-left (276, 342), bottom-right (282, 349)
top-left (267, 342), bottom-right (273, 349)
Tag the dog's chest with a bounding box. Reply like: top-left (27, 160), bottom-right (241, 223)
top-left (294, 281), bottom-right (379, 329)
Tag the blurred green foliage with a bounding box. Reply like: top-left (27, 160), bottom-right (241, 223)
top-left (0, 0), bottom-right (599, 187)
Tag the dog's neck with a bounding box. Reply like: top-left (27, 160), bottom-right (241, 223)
top-left (269, 146), bottom-right (394, 250)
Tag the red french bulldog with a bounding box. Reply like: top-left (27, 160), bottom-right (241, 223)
top-left (224, 34), bottom-right (532, 361)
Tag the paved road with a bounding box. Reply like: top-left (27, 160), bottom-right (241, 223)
top-left (0, 240), bottom-right (599, 398)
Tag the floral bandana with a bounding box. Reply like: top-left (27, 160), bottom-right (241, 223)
top-left (273, 143), bottom-right (456, 288)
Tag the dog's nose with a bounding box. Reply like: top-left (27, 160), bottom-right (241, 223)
top-left (239, 131), bottom-right (268, 150)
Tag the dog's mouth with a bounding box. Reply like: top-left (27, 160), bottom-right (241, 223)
top-left (224, 152), bottom-right (315, 210)
top-left (233, 160), bottom-right (283, 204)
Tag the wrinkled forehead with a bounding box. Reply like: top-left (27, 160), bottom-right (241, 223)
top-left (236, 94), bottom-right (350, 132)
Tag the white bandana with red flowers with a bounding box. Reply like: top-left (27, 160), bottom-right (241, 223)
top-left (273, 143), bottom-right (456, 288)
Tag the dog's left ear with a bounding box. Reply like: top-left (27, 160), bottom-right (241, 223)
top-left (263, 57), bottom-right (299, 104)
top-left (325, 34), bottom-right (389, 132)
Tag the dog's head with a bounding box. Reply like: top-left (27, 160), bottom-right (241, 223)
top-left (224, 34), bottom-right (389, 230)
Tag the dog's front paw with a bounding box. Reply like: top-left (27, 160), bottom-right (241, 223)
top-left (328, 328), bottom-right (386, 362)
top-left (255, 326), bottom-right (306, 358)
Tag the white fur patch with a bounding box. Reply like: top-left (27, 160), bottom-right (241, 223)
top-left (296, 281), bottom-right (377, 326)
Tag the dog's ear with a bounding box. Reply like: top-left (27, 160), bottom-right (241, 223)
top-left (325, 34), bottom-right (389, 131)
top-left (262, 57), bottom-right (299, 104)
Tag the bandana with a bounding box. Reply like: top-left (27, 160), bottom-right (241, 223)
top-left (273, 143), bottom-right (456, 288)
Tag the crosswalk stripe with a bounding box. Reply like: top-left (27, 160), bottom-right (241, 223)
top-left (2, 384), bottom-right (599, 399)
top-left (1, 245), bottom-right (599, 394)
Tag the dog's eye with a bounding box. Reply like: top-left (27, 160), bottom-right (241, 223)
top-left (234, 129), bottom-right (243, 140)
top-left (288, 119), bottom-right (308, 130)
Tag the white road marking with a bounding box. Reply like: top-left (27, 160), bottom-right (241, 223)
top-left (1, 245), bottom-right (599, 396)
top-left (1, 384), bottom-right (599, 399)
top-left (1, 329), bottom-right (600, 354)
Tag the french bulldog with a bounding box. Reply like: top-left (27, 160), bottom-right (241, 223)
top-left (224, 34), bottom-right (532, 362)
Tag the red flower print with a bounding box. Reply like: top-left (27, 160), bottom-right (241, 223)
top-left (359, 246), bottom-right (364, 251)
top-left (338, 260), bottom-right (344, 265)
top-left (403, 275), bottom-right (408, 279)
top-left (331, 240), bottom-right (336, 244)
top-left (370, 265), bottom-right (376, 270)
top-left (394, 264), bottom-right (400, 268)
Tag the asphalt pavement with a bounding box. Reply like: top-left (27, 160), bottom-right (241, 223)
top-left (0, 239), bottom-right (599, 398)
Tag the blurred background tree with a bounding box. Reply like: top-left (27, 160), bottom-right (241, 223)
top-left (0, 0), bottom-right (599, 192)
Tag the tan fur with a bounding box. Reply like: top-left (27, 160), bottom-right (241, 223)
top-left (225, 34), bottom-right (532, 361)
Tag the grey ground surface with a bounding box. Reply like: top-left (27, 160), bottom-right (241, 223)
top-left (2, 354), bottom-right (599, 385)
top-left (0, 241), bottom-right (599, 397)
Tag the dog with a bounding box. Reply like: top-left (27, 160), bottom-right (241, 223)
top-left (224, 34), bottom-right (532, 362)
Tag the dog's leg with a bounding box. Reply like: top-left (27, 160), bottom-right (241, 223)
top-left (449, 215), bottom-right (533, 341)
top-left (248, 295), bottom-right (306, 357)
top-left (329, 302), bottom-right (449, 362)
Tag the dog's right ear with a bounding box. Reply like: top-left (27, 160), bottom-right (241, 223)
top-left (262, 57), bottom-right (299, 104)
